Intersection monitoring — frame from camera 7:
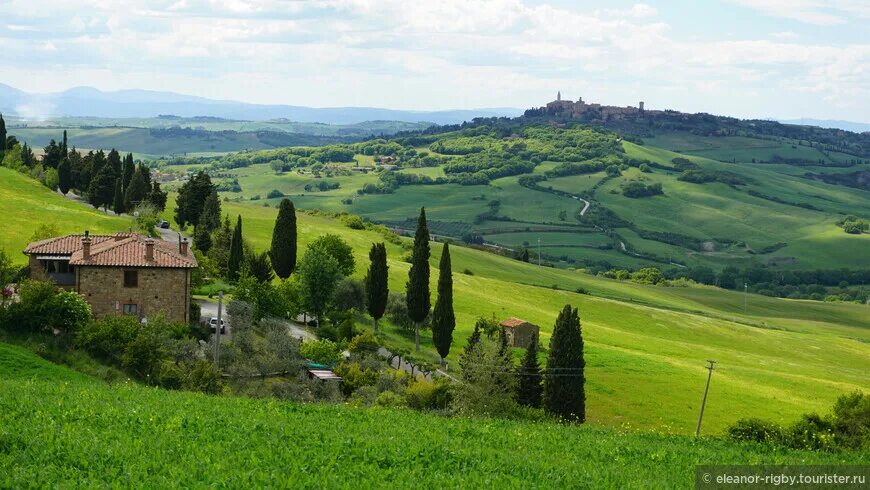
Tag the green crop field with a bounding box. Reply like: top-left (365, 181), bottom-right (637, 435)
top-left (0, 168), bottom-right (131, 258)
top-left (1, 342), bottom-right (865, 487)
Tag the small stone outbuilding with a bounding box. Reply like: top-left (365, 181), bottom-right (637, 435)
top-left (23, 231), bottom-right (197, 324)
top-left (500, 317), bottom-right (540, 348)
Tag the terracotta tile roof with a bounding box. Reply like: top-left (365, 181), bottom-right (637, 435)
top-left (23, 233), bottom-right (131, 255)
top-left (500, 317), bottom-right (533, 328)
top-left (25, 233), bottom-right (196, 269)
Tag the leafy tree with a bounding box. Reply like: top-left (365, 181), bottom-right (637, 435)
top-left (174, 171), bottom-right (215, 229)
top-left (364, 242), bottom-right (388, 333)
top-left (298, 245), bottom-right (342, 328)
top-left (208, 215), bottom-right (233, 276)
top-left (520, 248), bottom-right (530, 262)
top-left (124, 167), bottom-right (149, 210)
top-left (309, 234), bottom-right (354, 276)
top-left (333, 278), bottom-right (366, 312)
top-left (57, 157), bottom-right (72, 195)
top-left (42, 139), bottom-right (64, 169)
top-left (431, 242), bottom-right (455, 364)
top-left (244, 250), bottom-right (275, 283)
top-left (405, 207), bottom-right (430, 351)
top-left (270, 199), bottom-right (297, 279)
top-left (516, 336), bottom-right (543, 408)
top-left (452, 334), bottom-right (517, 416)
top-left (543, 305), bottom-right (586, 422)
top-left (112, 178), bottom-right (124, 215)
top-left (228, 215), bottom-right (244, 281)
top-left (87, 162), bottom-right (116, 211)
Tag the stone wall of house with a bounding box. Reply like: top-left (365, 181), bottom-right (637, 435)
top-left (28, 256), bottom-right (47, 281)
top-left (507, 323), bottom-right (540, 348)
top-left (77, 266), bottom-right (191, 324)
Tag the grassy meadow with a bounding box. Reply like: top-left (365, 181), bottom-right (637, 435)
top-left (173, 196), bottom-right (870, 433)
top-left (0, 168), bottom-right (131, 257)
top-left (1, 342), bottom-right (865, 488)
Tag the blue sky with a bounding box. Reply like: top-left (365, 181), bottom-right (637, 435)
top-left (1, 0), bottom-right (868, 121)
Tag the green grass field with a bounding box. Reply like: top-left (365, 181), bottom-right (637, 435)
top-left (1, 342), bottom-right (865, 487)
top-left (187, 198), bottom-right (870, 433)
top-left (0, 168), bottom-right (131, 258)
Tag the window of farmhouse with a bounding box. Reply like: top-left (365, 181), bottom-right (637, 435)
top-left (124, 270), bottom-right (138, 288)
top-left (123, 303), bottom-right (138, 316)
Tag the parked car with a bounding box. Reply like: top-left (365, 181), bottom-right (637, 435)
top-left (209, 317), bottom-right (227, 334)
top-left (158, 220), bottom-right (170, 229)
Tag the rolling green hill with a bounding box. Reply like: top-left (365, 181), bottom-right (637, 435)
top-left (158, 120), bottom-right (870, 275)
top-left (0, 167), bottom-right (130, 257)
top-left (159, 197), bottom-right (870, 433)
top-left (1, 342), bottom-right (864, 487)
top-left (1, 125), bottom-right (868, 436)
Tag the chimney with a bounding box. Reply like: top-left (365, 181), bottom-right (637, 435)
top-left (180, 237), bottom-right (189, 256)
top-left (81, 236), bottom-right (92, 261)
top-left (145, 237), bottom-right (154, 262)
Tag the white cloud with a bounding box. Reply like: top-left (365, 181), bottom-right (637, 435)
top-left (0, 0), bottom-right (866, 120)
top-left (731, 0), bottom-right (870, 26)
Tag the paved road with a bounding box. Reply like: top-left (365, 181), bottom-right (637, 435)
top-left (196, 300), bottom-right (317, 341)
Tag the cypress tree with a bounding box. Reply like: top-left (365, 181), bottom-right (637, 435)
top-left (122, 153), bottom-right (134, 190)
top-left (0, 114), bottom-right (6, 153)
top-left (228, 215), bottom-right (244, 281)
top-left (62, 130), bottom-right (68, 155)
top-left (364, 242), bottom-right (389, 333)
top-left (431, 242), bottom-right (455, 365)
top-left (269, 198), bottom-right (297, 279)
top-left (57, 157), bottom-right (72, 195)
top-left (107, 149), bottom-right (122, 177)
top-left (517, 336), bottom-right (543, 408)
top-left (543, 305), bottom-right (586, 422)
top-left (112, 178), bottom-right (124, 215)
top-left (405, 207), bottom-right (430, 352)
top-left (87, 162), bottom-right (116, 211)
top-left (199, 190), bottom-right (222, 232)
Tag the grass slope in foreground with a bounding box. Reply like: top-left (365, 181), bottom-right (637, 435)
top-left (1, 342), bottom-right (865, 488)
top-left (0, 167), bottom-right (131, 257)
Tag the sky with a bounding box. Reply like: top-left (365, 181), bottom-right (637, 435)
top-left (1, 0), bottom-right (868, 121)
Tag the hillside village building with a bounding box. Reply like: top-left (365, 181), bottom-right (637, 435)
top-left (543, 92), bottom-right (652, 121)
top-left (23, 232), bottom-right (197, 324)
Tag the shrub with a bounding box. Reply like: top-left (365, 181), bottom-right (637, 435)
top-left (300, 339), bottom-right (342, 366)
top-left (631, 267), bottom-right (663, 285)
top-left (727, 418), bottom-right (784, 444)
top-left (334, 362), bottom-right (379, 395)
top-left (341, 214), bottom-right (366, 230)
top-left (348, 332), bottom-right (381, 354)
top-left (405, 379), bottom-right (452, 410)
top-left (77, 315), bottom-right (141, 363)
top-left (375, 390), bottom-right (407, 408)
top-left (53, 291), bottom-right (92, 334)
top-left (266, 189), bottom-right (284, 199)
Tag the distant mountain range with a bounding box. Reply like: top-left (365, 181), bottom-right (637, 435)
top-left (778, 119), bottom-right (870, 134)
top-left (0, 83), bottom-right (523, 125)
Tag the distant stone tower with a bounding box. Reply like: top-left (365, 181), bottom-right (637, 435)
top-left (557, 91), bottom-right (561, 101)
top-left (639, 101), bottom-right (645, 112)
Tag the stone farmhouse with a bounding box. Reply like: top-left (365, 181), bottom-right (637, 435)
top-left (500, 317), bottom-right (540, 348)
top-left (23, 232), bottom-right (197, 324)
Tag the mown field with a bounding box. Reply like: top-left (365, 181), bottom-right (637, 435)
top-left (1, 343), bottom-right (865, 488)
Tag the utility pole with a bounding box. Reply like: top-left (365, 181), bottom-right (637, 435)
top-left (214, 291), bottom-right (223, 367)
top-left (744, 283), bottom-right (748, 315)
top-left (537, 237), bottom-right (542, 266)
top-left (695, 359), bottom-right (716, 437)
